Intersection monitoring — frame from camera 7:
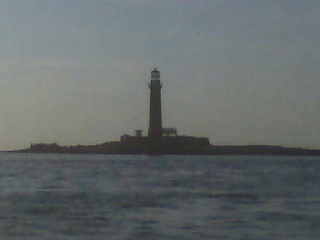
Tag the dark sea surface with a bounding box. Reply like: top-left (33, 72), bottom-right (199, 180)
top-left (0, 153), bottom-right (319, 239)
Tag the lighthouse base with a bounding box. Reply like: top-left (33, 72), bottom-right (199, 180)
top-left (120, 136), bottom-right (210, 154)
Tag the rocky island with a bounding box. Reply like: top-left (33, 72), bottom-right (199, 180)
top-left (15, 141), bottom-right (320, 156)
top-left (13, 69), bottom-right (320, 156)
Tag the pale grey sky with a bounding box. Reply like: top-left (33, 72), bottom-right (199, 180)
top-left (0, 0), bottom-right (319, 150)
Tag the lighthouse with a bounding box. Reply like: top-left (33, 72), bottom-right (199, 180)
top-left (148, 68), bottom-right (163, 139)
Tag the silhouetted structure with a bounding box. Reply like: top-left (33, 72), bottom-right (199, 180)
top-left (148, 68), bottom-right (163, 139)
top-left (16, 67), bottom-right (320, 155)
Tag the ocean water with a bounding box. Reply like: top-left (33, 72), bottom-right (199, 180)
top-left (0, 153), bottom-right (319, 239)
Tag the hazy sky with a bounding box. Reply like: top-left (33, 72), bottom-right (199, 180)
top-left (0, 0), bottom-right (319, 150)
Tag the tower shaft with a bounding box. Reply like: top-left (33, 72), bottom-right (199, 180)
top-left (148, 68), bottom-right (163, 138)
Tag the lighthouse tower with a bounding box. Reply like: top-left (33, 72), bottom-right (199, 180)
top-left (148, 68), bottom-right (163, 139)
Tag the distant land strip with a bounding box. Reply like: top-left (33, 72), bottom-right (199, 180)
top-left (9, 141), bottom-right (320, 156)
